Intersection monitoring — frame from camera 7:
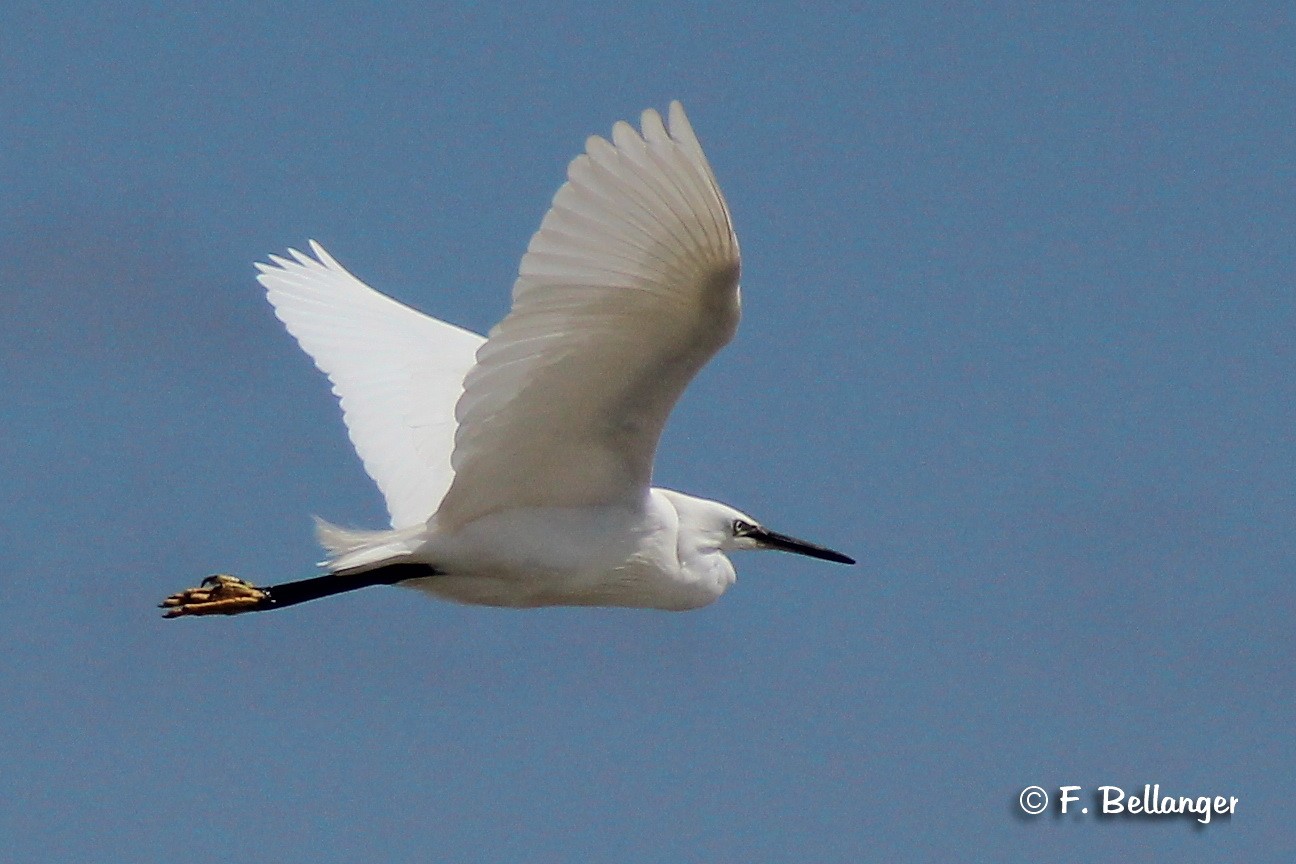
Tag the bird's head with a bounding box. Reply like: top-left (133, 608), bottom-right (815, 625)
top-left (662, 490), bottom-right (855, 566)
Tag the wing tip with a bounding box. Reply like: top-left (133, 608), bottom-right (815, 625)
top-left (255, 240), bottom-right (345, 280)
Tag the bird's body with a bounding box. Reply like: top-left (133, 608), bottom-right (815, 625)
top-left (161, 102), bottom-right (851, 619)
top-left (394, 490), bottom-right (734, 611)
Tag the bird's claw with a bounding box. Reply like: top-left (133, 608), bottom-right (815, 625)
top-left (160, 574), bottom-right (268, 618)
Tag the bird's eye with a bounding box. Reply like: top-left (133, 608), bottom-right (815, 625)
top-left (732, 519), bottom-right (755, 537)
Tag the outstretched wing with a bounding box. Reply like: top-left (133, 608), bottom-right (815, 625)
top-left (436, 102), bottom-right (741, 530)
top-left (256, 242), bottom-right (485, 529)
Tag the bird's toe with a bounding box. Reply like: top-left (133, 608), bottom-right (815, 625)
top-left (160, 574), bottom-right (268, 618)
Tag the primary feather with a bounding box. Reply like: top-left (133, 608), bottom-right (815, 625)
top-left (256, 242), bottom-right (484, 531)
top-left (436, 102), bottom-right (741, 530)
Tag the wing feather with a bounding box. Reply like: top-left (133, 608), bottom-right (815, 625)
top-left (436, 102), bottom-right (740, 529)
top-left (256, 241), bottom-right (485, 529)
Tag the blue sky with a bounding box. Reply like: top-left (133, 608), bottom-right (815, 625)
top-left (2, 2), bottom-right (1293, 861)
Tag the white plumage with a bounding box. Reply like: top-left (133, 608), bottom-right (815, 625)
top-left (258, 243), bottom-right (483, 533)
top-left (162, 102), bottom-right (851, 618)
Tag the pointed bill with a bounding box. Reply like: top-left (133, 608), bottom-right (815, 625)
top-left (751, 527), bottom-right (856, 565)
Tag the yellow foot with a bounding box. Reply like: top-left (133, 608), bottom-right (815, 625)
top-left (160, 574), bottom-right (269, 618)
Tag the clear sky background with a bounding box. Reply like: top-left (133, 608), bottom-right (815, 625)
top-left (2, 2), bottom-right (1292, 862)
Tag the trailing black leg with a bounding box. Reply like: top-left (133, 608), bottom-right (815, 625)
top-left (159, 563), bottom-right (439, 618)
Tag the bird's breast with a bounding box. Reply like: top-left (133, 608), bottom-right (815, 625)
top-left (405, 501), bottom-right (722, 610)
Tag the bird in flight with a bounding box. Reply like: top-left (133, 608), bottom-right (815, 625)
top-left (161, 101), bottom-right (853, 619)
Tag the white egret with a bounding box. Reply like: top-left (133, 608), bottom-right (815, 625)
top-left (161, 102), bottom-right (853, 618)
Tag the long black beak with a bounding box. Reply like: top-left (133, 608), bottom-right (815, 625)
top-left (751, 527), bottom-right (855, 565)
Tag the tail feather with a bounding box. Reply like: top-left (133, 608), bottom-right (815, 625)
top-left (313, 516), bottom-right (427, 573)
